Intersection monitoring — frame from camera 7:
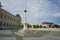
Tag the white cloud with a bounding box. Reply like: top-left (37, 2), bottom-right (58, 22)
top-left (0, 0), bottom-right (60, 24)
top-left (52, 12), bottom-right (60, 17)
top-left (26, 0), bottom-right (52, 23)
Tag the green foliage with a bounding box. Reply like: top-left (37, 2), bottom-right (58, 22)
top-left (52, 24), bottom-right (60, 28)
top-left (39, 25), bottom-right (42, 28)
top-left (27, 24), bottom-right (32, 28)
top-left (33, 25), bottom-right (47, 28)
top-left (42, 26), bottom-right (47, 28)
top-left (33, 24), bottom-right (39, 28)
top-left (20, 24), bottom-right (24, 28)
top-left (20, 24), bottom-right (48, 29)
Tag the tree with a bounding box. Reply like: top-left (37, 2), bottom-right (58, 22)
top-left (39, 25), bottom-right (42, 28)
top-left (27, 24), bottom-right (32, 28)
top-left (20, 24), bottom-right (24, 28)
top-left (52, 24), bottom-right (60, 28)
top-left (42, 26), bottom-right (47, 28)
top-left (33, 24), bottom-right (39, 28)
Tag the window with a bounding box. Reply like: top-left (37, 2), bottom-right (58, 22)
top-left (4, 16), bottom-right (6, 19)
top-left (8, 17), bottom-right (9, 20)
top-left (4, 23), bottom-right (6, 26)
top-left (7, 23), bottom-right (8, 26)
top-left (0, 22), bottom-right (2, 26)
top-left (0, 14), bottom-right (3, 19)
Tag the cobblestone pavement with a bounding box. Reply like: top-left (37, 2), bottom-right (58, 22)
top-left (0, 30), bottom-right (17, 40)
top-left (0, 29), bottom-right (60, 40)
top-left (23, 31), bottom-right (60, 40)
top-left (38, 31), bottom-right (60, 40)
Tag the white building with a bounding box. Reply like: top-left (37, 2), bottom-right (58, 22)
top-left (41, 22), bottom-right (53, 28)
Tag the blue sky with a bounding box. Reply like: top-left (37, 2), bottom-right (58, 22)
top-left (0, 0), bottom-right (60, 24)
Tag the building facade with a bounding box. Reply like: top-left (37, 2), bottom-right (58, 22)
top-left (0, 2), bottom-right (22, 29)
top-left (41, 22), bottom-right (53, 28)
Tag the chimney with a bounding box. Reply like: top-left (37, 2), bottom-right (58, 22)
top-left (0, 2), bottom-right (2, 8)
top-left (16, 14), bottom-right (20, 18)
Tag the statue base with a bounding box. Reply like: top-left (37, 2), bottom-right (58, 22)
top-left (14, 28), bottom-right (28, 36)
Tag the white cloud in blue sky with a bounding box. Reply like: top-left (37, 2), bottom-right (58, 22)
top-left (0, 0), bottom-right (60, 24)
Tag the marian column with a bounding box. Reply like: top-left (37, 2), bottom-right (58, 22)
top-left (23, 6), bottom-right (27, 30)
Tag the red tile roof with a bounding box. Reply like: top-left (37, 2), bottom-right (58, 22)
top-left (41, 22), bottom-right (53, 24)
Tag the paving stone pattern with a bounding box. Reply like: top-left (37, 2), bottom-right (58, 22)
top-left (0, 30), bottom-right (17, 40)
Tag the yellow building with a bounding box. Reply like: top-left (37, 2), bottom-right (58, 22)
top-left (0, 2), bottom-right (22, 29)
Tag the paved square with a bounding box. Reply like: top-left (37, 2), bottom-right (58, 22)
top-left (0, 37), bottom-right (16, 40)
top-left (0, 30), bottom-right (12, 34)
